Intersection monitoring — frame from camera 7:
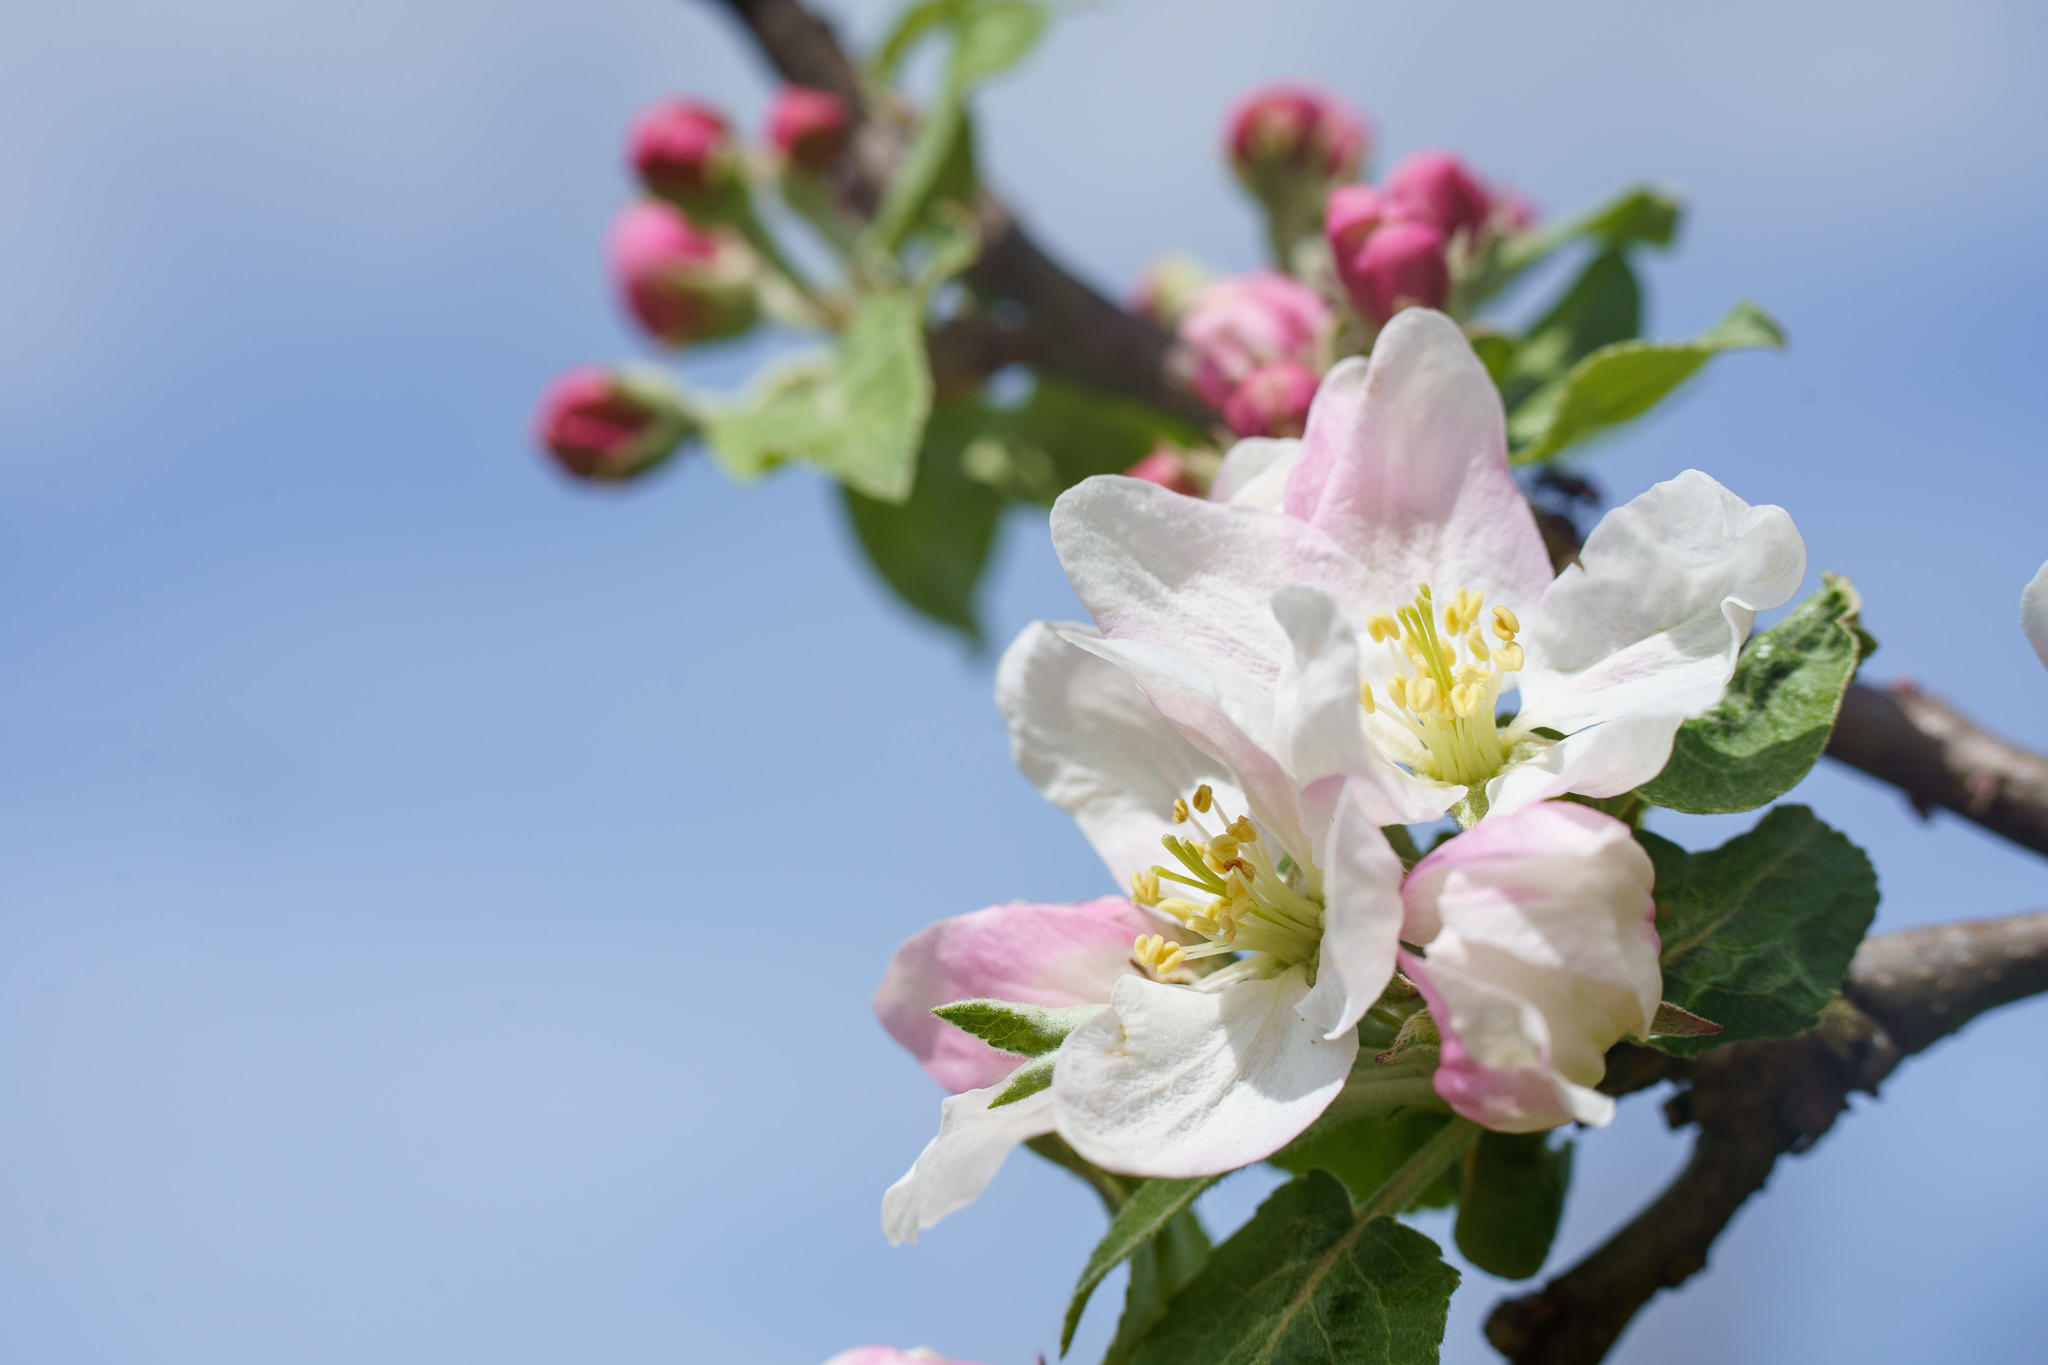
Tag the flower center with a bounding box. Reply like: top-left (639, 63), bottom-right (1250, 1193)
top-left (1125, 784), bottom-right (1326, 975)
top-left (1359, 584), bottom-right (1525, 789)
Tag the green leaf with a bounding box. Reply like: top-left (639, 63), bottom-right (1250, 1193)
top-left (868, 0), bottom-right (961, 82)
top-left (1120, 1170), bottom-right (1459, 1365)
top-left (867, 96), bottom-right (971, 256)
top-left (930, 998), bottom-right (1102, 1057)
top-left (1004, 374), bottom-right (1203, 491)
top-left (1497, 185), bottom-right (1683, 276)
top-left (1508, 300), bottom-right (1786, 464)
top-left (1061, 1176), bottom-right (1219, 1354)
top-left (948, 0), bottom-right (1048, 87)
top-left (705, 291), bottom-right (932, 502)
top-left (1639, 805), bottom-right (1879, 1056)
top-left (1104, 1207), bottom-right (1212, 1365)
top-left (1453, 1131), bottom-right (1572, 1281)
top-left (987, 1053), bottom-right (1054, 1107)
top-left (1640, 574), bottom-right (1874, 814)
top-left (1270, 1109), bottom-right (1462, 1212)
top-left (1496, 251), bottom-right (1642, 413)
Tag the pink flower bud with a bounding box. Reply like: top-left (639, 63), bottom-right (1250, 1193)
top-left (1123, 449), bottom-right (1207, 497)
top-left (1225, 83), bottom-right (1370, 190)
top-left (1323, 183), bottom-right (1393, 260)
top-left (627, 98), bottom-right (737, 200)
top-left (532, 367), bottom-right (688, 483)
top-left (1384, 150), bottom-right (1493, 240)
top-left (607, 200), bottom-right (759, 347)
top-left (1334, 219), bottom-right (1450, 325)
top-left (1495, 186), bottom-right (1540, 235)
top-left (1177, 270), bottom-right (1332, 410)
top-left (767, 85), bottom-right (851, 171)
top-left (1222, 358), bottom-right (1318, 438)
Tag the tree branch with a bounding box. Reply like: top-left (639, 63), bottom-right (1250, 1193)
top-left (1484, 907), bottom-right (2048, 1364)
top-left (703, 0), bottom-right (1214, 425)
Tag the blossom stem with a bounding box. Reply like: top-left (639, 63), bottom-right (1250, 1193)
top-left (1355, 1115), bottom-right (1481, 1222)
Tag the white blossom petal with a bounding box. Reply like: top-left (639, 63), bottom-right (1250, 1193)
top-left (1052, 969), bottom-right (1357, 1177)
top-left (1297, 780), bottom-right (1408, 1041)
top-left (998, 621), bottom-right (1244, 889)
top-left (881, 1084), bottom-right (1056, 1245)
top-left (1211, 437), bottom-right (1302, 508)
top-left (1402, 952), bottom-right (1615, 1133)
top-left (1484, 713), bottom-right (1684, 818)
top-left (2023, 559), bottom-right (2048, 671)
top-left (1519, 469), bottom-right (1806, 736)
top-left (1282, 310), bottom-right (1554, 616)
top-left (1270, 585), bottom-right (1461, 826)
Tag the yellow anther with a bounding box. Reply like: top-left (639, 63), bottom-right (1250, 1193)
top-left (1130, 868), bottom-right (1161, 905)
top-left (1192, 783), bottom-right (1214, 813)
top-left (1222, 870), bottom-right (1251, 900)
top-left (1496, 641), bottom-right (1525, 672)
top-left (1172, 797), bottom-right (1189, 823)
top-left (1227, 816), bottom-right (1258, 843)
top-left (1207, 834), bottom-right (1239, 860)
top-left (1466, 629), bottom-right (1490, 662)
top-left (1387, 675), bottom-right (1409, 709)
top-left (1450, 683), bottom-right (1481, 718)
top-left (1132, 935), bottom-right (1187, 976)
top-left (1492, 605), bottom-right (1520, 640)
top-left (1358, 679), bottom-right (1377, 714)
top-left (1411, 676), bottom-right (1441, 715)
top-left (1155, 897), bottom-right (1198, 923)
top-left (1366, 611), bottom-right (1400, 643)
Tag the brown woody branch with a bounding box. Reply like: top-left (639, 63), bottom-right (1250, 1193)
top-left (1484, 908), bottom-right (2048, 1364)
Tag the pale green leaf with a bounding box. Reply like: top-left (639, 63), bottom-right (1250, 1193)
top-left (1104, 1209), bottom-right (1211, 1365)
top-left (1496, 185), bottom-right (1683, 277)
top-left (1640, 574), bottom-right (1873, 814)
top-left (930, 998), bottom-right (1102, 1057)
top-left (1061, 1176), bottom-right (1219, 1354)
top-left (948, 0), bottom-right (1048, 87)
top-left (1452, 1131), bottom-right (1571, 1281)
top-left (988, 1054), bottom-right (1053, 1108)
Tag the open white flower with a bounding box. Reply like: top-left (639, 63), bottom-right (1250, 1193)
top-left (1052, 308), bottom-right (1808, 823)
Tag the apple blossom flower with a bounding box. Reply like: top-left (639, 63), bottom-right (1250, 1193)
top-left (2024, 560), bottom-right (2048, 671)
top-left (627, 98), bottom-right (737, 201)
top-left (1396, 802), bottom-right (1659, 1132)
top-left (530, 366), bottom-right (689, 482)
top-left (1225, 84), bottom-right (1370, 193)
top-left (767, 85), bottom-right (851, 171)
top-left (1334, 218), bottom-right (1451, 325)
top-left (1384, 149), bottom-right (1495, 241)
top-left (1223, 359), bottom-right (1319, 438)
top-left (1050, 308), bottom-right (1807, 826)
top-left (608, 200), bottom-right (760, 347)
top-left (1177, 270), bottom-right (1332, 412)
top-left (825, 1348), bottom-right (987, 1365)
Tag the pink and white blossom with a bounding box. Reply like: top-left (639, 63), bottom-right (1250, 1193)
top-left (824, 1347), bottom-right (988, 1365)
top-left (1178, 271), bottom-right (1332, 413)
top-left (1050, 308), bottom-right (1807, 825)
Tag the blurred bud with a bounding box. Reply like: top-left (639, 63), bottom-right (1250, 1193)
top-left (1225, 84), bottom-right (1369, 193)
top-left (532, 367), bottom-right (690, 483)
top-left (822, 1350), bottom-right (985, 1365)
top-left (1323, 183), bottom-right (1393, 260)
top-left (1222, 358), bottom-right (1318, 438)
top-left (1333, 218), bottom-right (1450, 325)
top-left (1494, 186), bottom-right (1540, 235)
top-left (767, 86), bottom-right (851, 172)
top-left (1384, 150), bottom-right (1493, 240)
top-left (1127, 255), bottom-right (1214, 328)
top-left (628, 98), bottom-right (738, 201)
top-left (1177, 270), bottom-right (1331, 411)
top-left (608, 200), bottom-right (760, 346)
top-left (1123, 449), bottom-right (1208, 497)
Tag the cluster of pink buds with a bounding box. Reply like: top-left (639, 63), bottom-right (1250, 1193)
top-left (1175, 270), bottom-right (1331, 438)
top-left (1225, 83), bottom-right (1369, 206)
top-left (1324, 149), bottom-right (1533, 325)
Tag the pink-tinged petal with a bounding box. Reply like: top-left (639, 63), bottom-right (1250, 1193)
top-left (1057, 630), bottom-right (1315, 867)
top-left (1053, 970), bottom-right (1356, 1176)
top-left (1052, 475), bottom-right (1385, 691)
top-left (882, 1084), bottom-right (1056, 1244)
top-left (825, 1350), bottom-right (989, 1365)
top-left (1298, 780), bottom-right (1407, 1040)
top-left (1210, 437), bottom-right (1302, 509)
top-left (998, 621), bottom-right (1243, 890)
top-left (1519, 469), bottom-right (1806, 736)
top-left (1483, 712), bottom-right (1684, 818)
top-left (1282, 311), bottom-right (1553, 616)
top-left (875, 898), bottom-right (1160, 1094)
top-left (1271, 585), bottom-right (1462, 826)
top-left (2023, 559), bottom-right (2048, 671)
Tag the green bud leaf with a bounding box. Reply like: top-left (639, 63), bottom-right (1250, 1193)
top-left (930, 998), bottom-right (1102, 1057)
top-left (1453, 1131), bottom-right (1572, 1281)
top-left (1640, 574), bottom-right (1874, 814)
top-left (1496, 185), bottom-right (1684, 277)
top-left (1495, 251), bottom-right (1642, 414)
top-left (1103, 1207), bottom-right (1212, 1365)
top-left (1639, 805), bottom-right (1879, 1056)
top-left (1508, 300), bottom-right (1786, 465)
top-left (1119, 1170), bottom-right (1459, 1365)
top-left (949, 0), bottom-right (1049, 88)
top-left (1061, 1176), bottom-right (1219, 1355)
top-left (987, 1053), bottom-right (1054, 1108)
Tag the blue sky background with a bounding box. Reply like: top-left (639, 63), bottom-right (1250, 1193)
top-left (1, 1), bottom-right (2045, 1361)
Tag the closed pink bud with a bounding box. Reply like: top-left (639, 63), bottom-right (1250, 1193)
top-left (767, 85), bottom-right (851, 171)
top-left (1123, 449), bottom-right (1207, 498)
top-left (628, 98), bottom-right (736, 200)
top-left (532, 367), bottom-right (688, 483)
top-left (1178, 270), bottom-right (1332, 410)
top-left (1323, 183), bottom-right (1393, 260)
top-left (1225, 83), bottom-right (1370, 188)
top-left (607, 200), bottom-right (759, 347)
top-left (1223, 358), bottom-right (1318, 438)
top-left (1335, 219), bottom-right (1450, 325)
top-left (1384, 150), bottom-right (1493, 240)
